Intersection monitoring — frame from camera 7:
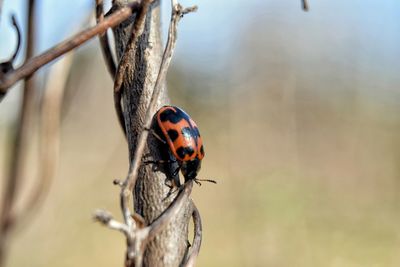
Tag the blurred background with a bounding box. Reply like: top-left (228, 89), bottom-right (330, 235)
top-left (1, 0), bottom-right (400, 266)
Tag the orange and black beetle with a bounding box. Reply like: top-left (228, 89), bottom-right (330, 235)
top-left (154, 105), bottom-right (205, 183)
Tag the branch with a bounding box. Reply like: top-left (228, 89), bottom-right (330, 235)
top-left (93, 209), bottom-right (130, 236)
top-left (9, 14), bottom-right (22, 63)
top-left (0, 1), bottom-right (37, 266)
top-left (183, 202), bottom-right (202, 267)
top-left (95, 181), bottom-right (193, 267)
top-left (302, 0), bottom-right (309, 11)
top-left (147, 181), bottom-right (193, 241)
top-left (117, 0), bottom-right (153, 224)
top-left (113, 0), bottom-right (151, 138)
top-left (0, 1), bottom-right (142, 94)
top-left (0, 0), bottom-right (3, 21)
top-left (95, 0), bottom-right (117, 78)
top-left (14, 49), bottom-right (75, 232)
top-left (0, 15), bottom-right (21, 102)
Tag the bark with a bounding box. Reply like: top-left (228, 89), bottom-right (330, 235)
top-left (112, 1), bottom-right (193, 266)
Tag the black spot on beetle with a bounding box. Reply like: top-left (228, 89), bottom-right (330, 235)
top-left (200, 145), bottom-right (205, 156)
top-left (160, 109), bottom-right (179, 122)
top-left (160, 106), bottom-right (191, 124)
top-left (167, 129), bottom-right (179, 142)
top-left (193, 126), bottom-right (200, 137)
top-left (176, 146), bottom-right (195, 159)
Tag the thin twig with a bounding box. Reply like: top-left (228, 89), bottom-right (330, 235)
top-left (93, 210), bottom-right (131, 236)
top-left (14, 50), bottom-right (74, 232)
top-left (0, 15), bottom-right (21, 102)
top-left (113, 0), bottom-right (150, 138)
top-left (95, 181), bottom-right (193, 267)
top-left (302, 0), bottom-right (309, 11)
top-left (183, 202), bottom-right (202, 267)
top-left (0, 1), bottom-right (37, 266)
top-left (147, 181), bottom-right (193, 241)
top-left (95, 0), bottom-right (117, 78)
top-left (0, 0), bottom-right (3, 21)
top-left (120, 1), bottom-right (198, 230)
top-left (0, 1), bottom-right (142, 93)
top-left (9, 15), bottom-right (22, 63)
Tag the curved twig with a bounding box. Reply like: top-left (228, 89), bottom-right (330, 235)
top-left (302, 0), bottom-right (309, 11)
top-left (147, 181), bottom-right (193, 241)
top-left (93, 209), bottom-right (131, 236)
top-left (95, 181), bottom-right (193, 267)
top-left (113, 0), bottom-right (150, 138)
top-left (9, 15), bottom-right (22, 63)
top-left (183, 202), bottom-right (202, 267)
top-left (0, 1), bottom-right (142, 93)
top-left (95, 0), bottom-right (117, 78)
top-left (0, 0), bottom-right (3, 21)
top-left (0, 1), bottom-right (37, 266)
top-left (15, 50), bottom-right (74, 232)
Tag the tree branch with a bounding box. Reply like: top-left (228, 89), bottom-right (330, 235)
top-left (183, 202), bottom-right (202, 267)
top-left (9, 15), bottom-right (22, 63)
top-left (95, 181), bottom-right (193, 267)
top-left (0, 1), bottom-right (142, 94)
top-left (14, 49), bottom-right (74, 232)
top-left (0, 1), bottom-right (37, 266)
top-left (302, 0), bottom-right (309, 11)
top-left (95, 0), bottom-right (117, 78)
top-left (113, 0), bottom-right (151, 138)
top-left (147, 181), bottom-right (193, 241)
top-left (0, 15), bottom-right (22, 102)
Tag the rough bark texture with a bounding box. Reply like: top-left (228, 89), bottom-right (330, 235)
top-left (112, 1), bottom-right (193, 266)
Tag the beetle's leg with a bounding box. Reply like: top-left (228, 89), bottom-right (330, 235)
top-left (143, 159), bottom-right (172, 165)
top-left (144, 127), bottom-right (166, 144)
top-left (172, 166), bottom-right (181, 177)
top-left (164, 178), bottom-right (174, 189)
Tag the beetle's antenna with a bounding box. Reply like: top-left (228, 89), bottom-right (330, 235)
top-left (194, 178), bottom-right (217, 186)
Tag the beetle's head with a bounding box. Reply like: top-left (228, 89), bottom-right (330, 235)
top-left (181, 158), bottom-right (201, 181)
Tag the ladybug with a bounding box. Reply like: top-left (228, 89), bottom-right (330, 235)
top-left (151, 105), bottom-right (215, 186)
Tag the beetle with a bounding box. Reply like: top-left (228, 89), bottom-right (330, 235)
top-left (150, 105), bottom-right (215, 186)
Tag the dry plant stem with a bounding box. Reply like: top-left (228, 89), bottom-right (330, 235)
top-left (0, 0), bottom-right (3, 21)
top-left (95, 0), bottom-right (117, 78)
top-left (0, 15), bottom-right (21, 102)
top-left (146, 181), bottom-right (193, 240)
top-left (10, 15), bottom-right (22, 63)
top-left (114, 0), bottom-right (150, 94)
top-left (183, 202), bottom-right (202, 267)
top-left (113, 0), bottom-right (150, 138)
top-left (120, 1), bottom-right (197, 230)
top-left (302, 0), bottom-right (309, 11)
top-left (15, 52), bottom-right (74, 232)
top-left (94, 210), bottom-right (130, 236)
top-left (0, 1), bottom-right (142, 93)
top-left (95, 181), bottom-right (193, 267)
top-left (0, 1), bottom-right (37, 266)
top-left (118, 0), bottom-right (152, 223)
